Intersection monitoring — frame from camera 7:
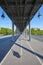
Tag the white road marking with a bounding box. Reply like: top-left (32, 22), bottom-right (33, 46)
top-left (19, 35), bottom-right (22, 56)
top-left (21, 43), bottom-right (22, 56)
top-left (0, 41), bottom-right (16, 65)
top-left (0, 35), bottom-right (19, 65)
top-left (28, 43), bottom-right (43, 65)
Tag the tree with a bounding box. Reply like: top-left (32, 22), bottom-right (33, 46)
top-left (0, 28), bottom-right (12, 35)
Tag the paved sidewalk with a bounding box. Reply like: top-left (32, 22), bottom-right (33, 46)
top-left (1, 34), bottom-right (43, 65)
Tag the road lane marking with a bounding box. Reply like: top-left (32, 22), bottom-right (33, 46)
top-left (0, 35), bottom-right (19, 65)
top-left (1, 45), bottom-right (13, 65)
top-left (1, 41), bottom-right (16, 65)
top-left (28, 43), bottom-right (43, 65)
top-left (21, 43), bottom-right (22, 56)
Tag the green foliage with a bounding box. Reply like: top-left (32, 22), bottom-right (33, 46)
top-left (0, 27), bottom-right (12, 35)
top-left (31, 28), bottom-right (35, 35)
top-left (0, 27), bottom-right (43, 36)
top-left (26, 28), bottom-right (43, 35)
top-left (0, 29), bottom-right (1, 34)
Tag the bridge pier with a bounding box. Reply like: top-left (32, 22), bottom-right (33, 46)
top-left (29, 22), bottom-right (31, 41)
top-left (12, 22), bottom-right (14, 41)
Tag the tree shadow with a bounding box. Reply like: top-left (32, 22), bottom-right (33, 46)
top-left (12, 49), bottom-right (21, 58)
top-left (15, 43), bottom-right (43, 59)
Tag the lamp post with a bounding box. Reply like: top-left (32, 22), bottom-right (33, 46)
top-left (27, 21), bottom-right (31, 41)
top-left (1, 12), bottom-right (5, 18)
top-left (38, 11), bottom-right (41, 18)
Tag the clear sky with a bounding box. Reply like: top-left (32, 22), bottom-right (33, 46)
top-left (0, 5), bottom-right (43, 30)
top-left (30, 5), bottom-right (43, 30)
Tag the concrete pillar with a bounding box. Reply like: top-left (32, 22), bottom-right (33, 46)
top-left (29, 22), bottom-right (31, 41)
top-left (12, 22), bottom-right (14, 41)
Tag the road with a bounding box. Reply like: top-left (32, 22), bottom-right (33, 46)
top-left (32, 35), bottom-right (43, 42)
top-left (0, 35), bottom-right (19, 62)
top-left (0, 34), bottom-right (43, 65)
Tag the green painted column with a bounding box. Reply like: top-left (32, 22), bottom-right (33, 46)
top-left (29, 22), bottom-right (31, 41)
top-left (12, 22), bottom-right (14, 41)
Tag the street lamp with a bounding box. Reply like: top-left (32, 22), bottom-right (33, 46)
top-left (38, 11), bottom-right (41, 18)
top-left (1, 12), bottom-right (5, 18)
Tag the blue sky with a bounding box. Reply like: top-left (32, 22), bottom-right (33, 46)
top-left (30, 5), bottom-right (43, 30)
top-left (0, 5), bottom-right (43, 30)
top-left (0, 7), bottom-right (12, 29)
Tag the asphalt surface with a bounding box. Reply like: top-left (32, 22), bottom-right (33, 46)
top-left (32, 35), bottom-right (43, 42)
top-left (0, 35), bottom-right (19, 62)
top-left (1, 34), bottom-right (43, 65)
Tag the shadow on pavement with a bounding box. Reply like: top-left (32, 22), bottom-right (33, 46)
top-left (0, 35), bottom-right (20, 62)
top-left (15, 43), bottom-right (43, 59)
top-left (12, 49), bottom-right (21, 58)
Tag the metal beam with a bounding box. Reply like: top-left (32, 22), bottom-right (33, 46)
top-left (30, 0), bottom-right (42, 17)
top-left (26, 0), bottom-right (42, 22)
top-left (1, 6), bottom-right (13, 21)
top-left (0, 1), bottom-right (43, 6)
top-left (30, 5), bottom-right (41, 21)
top-left (29, 22), bottom-right (31, 41)
top-left (3, 0), bottom-right (15, 20)
top-left (12, 21), bottom-right (14, 41)
top-left (22, 0), bottom-right (25, 17)
top-left (14, 16), bottom-right (28, 19)
top-left (26, 1), bottom-right (43, 5)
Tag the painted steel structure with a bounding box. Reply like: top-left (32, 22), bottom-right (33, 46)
top-left (0, 0), bottom-right (43, 40)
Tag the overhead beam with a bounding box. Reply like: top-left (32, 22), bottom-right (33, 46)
top-left (3, 0), bottom-right (15, 22)
top-left (30, 1), bottom-right (42, 16)
top-left (29, 1), bottom-right (42, 20)
top-left (24, 0), bottom-right (36, 22)
top-left (26, 0), bottom-right (42, 21)
top-left (22, 0), bottom-right (25, 17)
top-left (30, 5), bottom-right (41, 22)
top-left (13, 16), bottom-right (28, 19)
top-left (0, 1), bottom-right (43, 6)
top-left (1, 6), bottom-right (12, 21)
top-left (26, 1), bottom-right (43, 5)
top-left (3, 0), bottom-right (12, 16)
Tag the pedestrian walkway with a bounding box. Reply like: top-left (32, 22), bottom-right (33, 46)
top-left (1, 34), bottom-right (43, 65)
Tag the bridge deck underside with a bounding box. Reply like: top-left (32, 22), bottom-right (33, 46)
top-left (0, 0), bottom-right (43, 32)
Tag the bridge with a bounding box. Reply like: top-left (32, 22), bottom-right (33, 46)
top-left (0, 0), bottom-right (43, 65)
top-left (0, 0), bottom-right (43, 41)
